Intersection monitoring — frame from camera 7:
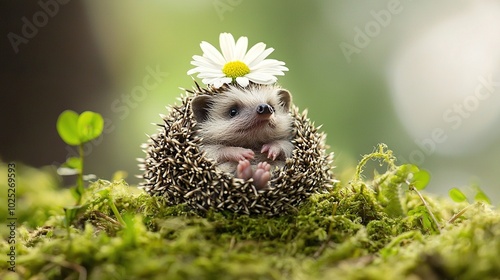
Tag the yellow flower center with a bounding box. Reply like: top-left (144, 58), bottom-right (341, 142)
top-left (222, 60), bottom-right (250, 79)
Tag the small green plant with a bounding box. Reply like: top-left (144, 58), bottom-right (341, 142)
top-left (447, 185), bottom-right (491, 224)
top-left (448, 187), bottom-right (468, 203)
top-left (449, 185), bottom-right (491, 205)
top-left (56, 110), bottom-right (105, 233)
top-left (354, 144), bottom-right (439, 233)
top-left (94, 186), bottom-right (127, 226)
top-left (57, 110), bottom-right (104, 204)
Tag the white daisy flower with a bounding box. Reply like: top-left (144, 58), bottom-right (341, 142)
top-left (187, 33), bottom-right (289, 88)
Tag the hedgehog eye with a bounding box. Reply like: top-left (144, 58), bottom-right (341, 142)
top-left (229, 107), bottom-right (239, 118)
top-left (267, 101), bottom-right (276, 112)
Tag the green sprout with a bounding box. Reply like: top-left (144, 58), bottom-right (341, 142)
top-left (57, 110), bottom-right (104, 204)
top-left (449, 187), bottom-right (467, 203)
top-left (447, 185), bottom-right (491, 224)
top-left (56, 110), bottom-right (104, 233)
top-left (449, 185), bottom-right (491, 205)
top-left (355, 144), bottom-right (439, 233)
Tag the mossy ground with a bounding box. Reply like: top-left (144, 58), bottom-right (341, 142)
top-left (1, 146), bottom-right (499, 280)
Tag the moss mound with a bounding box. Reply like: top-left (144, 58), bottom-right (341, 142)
top-left (1, 145), bottom-right (499, 279)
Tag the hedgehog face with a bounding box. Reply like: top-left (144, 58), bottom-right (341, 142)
top-left (191, 85), bottom-right (293, 149)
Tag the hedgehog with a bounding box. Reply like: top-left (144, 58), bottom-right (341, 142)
top-left (139, 81), bottom-right (334, 215)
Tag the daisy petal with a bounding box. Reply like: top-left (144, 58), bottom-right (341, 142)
top-left (191, 56), bottom-right (223, 70)
top-left (190, 65), bottom-right (223, 75)
top-left (201, 78), bottom-right (213, 85)
top-left (200, 41), bottom-right (226, 65)
top-left (251, 65), bottom-right (288, 75)
top-left (221, 77), bottom-right (232, 84)
top-left (204, 77), bottom-right (223, 87)
top-left (198, 72), bottom-right (225, 79)
top-left (251, 59), bottom-right (286, 71)
top-left (243, 42), bottom-right (266, 66)
top-left (236, 77), bottom-right (249, 87)
top-left (192, 55), bottom-right (222, 67)
top-left (247, 47), bottom-right (275, 68)
top-left (233, 36), bottom-right (248, 60)
top-left (219, 33), bottom-right (235, 61)
top-left (190, 64), bottom-right (223, 74)
top-left (210, 77), bottom-right (232, 88)
top-left (213, 80), bottom-right (224, 88)
top-left (245, 72), bottom-right (276, 84)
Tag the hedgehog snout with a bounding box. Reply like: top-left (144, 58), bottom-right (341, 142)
top-left (256, 104), bottom-right (274, 115)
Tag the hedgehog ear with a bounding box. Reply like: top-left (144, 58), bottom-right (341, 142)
top-left (191, 95), bottom-right (213, 123)
top-left (277, 89), bottom-right (292, 111)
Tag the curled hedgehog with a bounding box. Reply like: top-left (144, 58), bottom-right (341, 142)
top-left (139, 33), bottom-right (334, 215)
top-left (139, 82), bottom-right (334, 215)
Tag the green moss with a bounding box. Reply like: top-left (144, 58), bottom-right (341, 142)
top-left (1, 146), bottom-right (499, 279)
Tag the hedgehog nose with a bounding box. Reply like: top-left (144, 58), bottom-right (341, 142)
top-left (256, 104), bottom-right (274, 115)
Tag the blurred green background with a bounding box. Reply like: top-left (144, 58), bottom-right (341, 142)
top-left (1, 0), bottom-right (499, 203)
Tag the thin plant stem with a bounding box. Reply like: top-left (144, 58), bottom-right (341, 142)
top-left (76, 143), bottom-right (84, 205)
top-left (409, 185), bottom-right (441, 234)
top-left (108, 200), bottom-right (126, 226)
top-left (448, 203), bottom-right (476, 224)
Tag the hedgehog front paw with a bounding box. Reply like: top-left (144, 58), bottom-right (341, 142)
top-left (261, 142), bottom-right (283, 160)
top-left (220, 147), bottom-right (255, 162)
